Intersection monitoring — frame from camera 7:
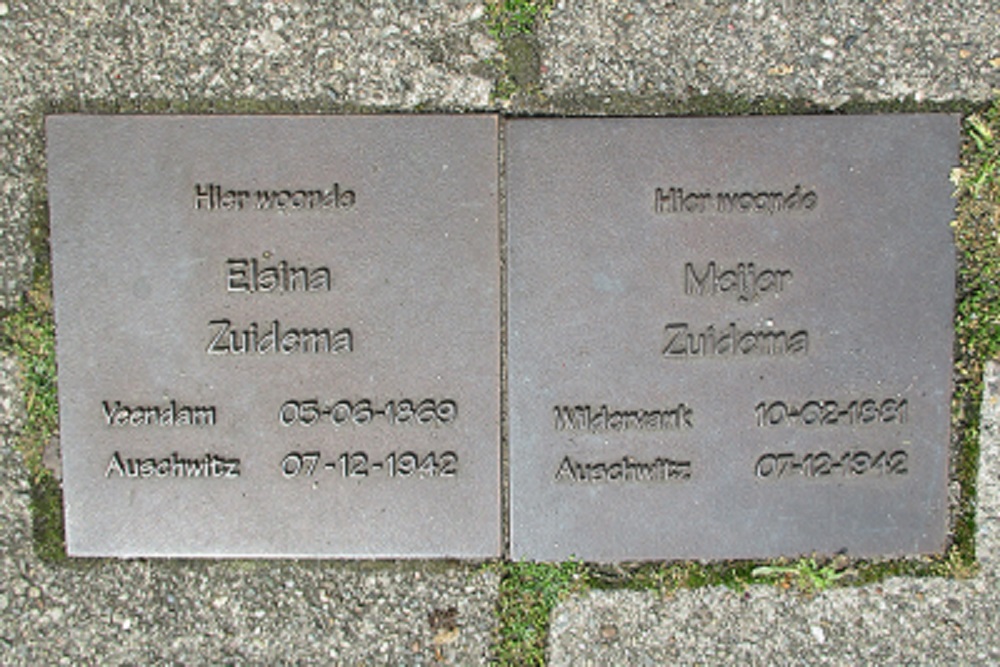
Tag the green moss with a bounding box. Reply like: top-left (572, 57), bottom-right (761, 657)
top-left (495, 560), bottom-right (589, 666)
top-left (586, 560), bottom-right (760, 594)
top-left (2, 272), bottom-right (54, 479)
top-left (30, 472), bottom-right (66, 562)
top-left (487, 0), bottom-right (554, 39)
top-left (949, 97), bottom-right (1000, 566)
top-left (486, 0), bottom-right (553, 101)
top-left (1, 247), bottom-right (64, 560)
top-left (41, 96), bottom-right (394, 117)
top-left (504, 35), bottom-right (542, 90)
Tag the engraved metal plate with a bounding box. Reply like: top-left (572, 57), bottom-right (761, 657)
top-left (48, 115), bottom-right (501, 557)
top-left (507, 116), bottom-right (958, 561)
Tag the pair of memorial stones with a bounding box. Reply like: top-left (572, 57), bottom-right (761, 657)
top-left (46, 115), bottom-right (957, 560)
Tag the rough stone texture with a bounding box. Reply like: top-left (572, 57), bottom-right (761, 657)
top-left (548, 361), bottom-right (1000, 666)
top-left (538, 0), bottom-right (1000, 107)
top-left (978, 361), bottom-right (1000, 575)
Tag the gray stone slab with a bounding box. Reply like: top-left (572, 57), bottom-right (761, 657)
top-left (47, 115), bottom-right (501, 558)
top-left (507, 115), bottom-right (958, 561)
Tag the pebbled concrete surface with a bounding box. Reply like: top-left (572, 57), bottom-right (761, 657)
top-left (548, 362), bottom-right (1000, 666)
top-left (537, 0), bottom-right (1000, 107)
top-left (0, 1), bottom-right (998, 664)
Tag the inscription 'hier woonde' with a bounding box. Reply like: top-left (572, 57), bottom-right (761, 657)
top-left (194, 182), bottom-right (356, 211)
top-left (655, 185), bottom-right (818, 214)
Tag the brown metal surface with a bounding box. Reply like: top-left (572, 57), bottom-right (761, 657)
top-left (507, 115), bottom-right (958, 561)
top-left (48, 115), bottom-right (501, 557)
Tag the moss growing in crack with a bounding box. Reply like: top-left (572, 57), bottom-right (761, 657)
top-left (495, 560), bottom-right (589, 666)
top-left (1, 220), bottom-right (65, 562)
top-left (2, 266), bottom-right (56, 479)
top-left (30, 472), bottom-right (66, 562)
top-left (949, 98), bottom-right (1000, 565)
top-left (487, 0), bottom-right (553, 39)
top-left (486, 0), bottom-right (553, 101)
top-left (42, 96), bottom-right (391, 117)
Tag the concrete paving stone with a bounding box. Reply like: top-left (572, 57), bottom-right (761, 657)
top-left (538, 0), bottom-right (1000, 107)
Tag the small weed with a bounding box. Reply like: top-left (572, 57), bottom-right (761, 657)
top-left (2, 266), bottom-right (57, 481)
top-left (486, 0), bottom-right (553, 40)
top-left (752, 557), bottom-right (846, 594)
top-left (962, 107), bottom-right (999, 196)
top-left (494, 76), bottom-right (519, 101)
top-left (495, 559), bottom-right (589, 666)
top-left (1, 261), bottom-right (66, 561)
top-left (486, 0), bottom-right (554, 101)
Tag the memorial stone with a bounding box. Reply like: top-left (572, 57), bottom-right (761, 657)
top-left (47, 115), bottom-right (501, 557)
top-left (507, 115), bottom-right (958, 561)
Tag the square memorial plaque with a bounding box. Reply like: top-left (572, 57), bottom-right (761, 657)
top-left (507, 115), bottom-right (958, 561)
top-left (47, 115), bottom-right (501, 558)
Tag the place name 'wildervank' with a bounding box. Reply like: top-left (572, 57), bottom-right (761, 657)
top-left (102, 400), bottom-right (216, 427)
top-left (555, 455), bottom-right (691, 483)
top-left (207, 319), bottom-right (353, 355)
top-left (663, 322), bottom-right (808, 358)
top-left (553, 404), bottom-right (693, 432)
